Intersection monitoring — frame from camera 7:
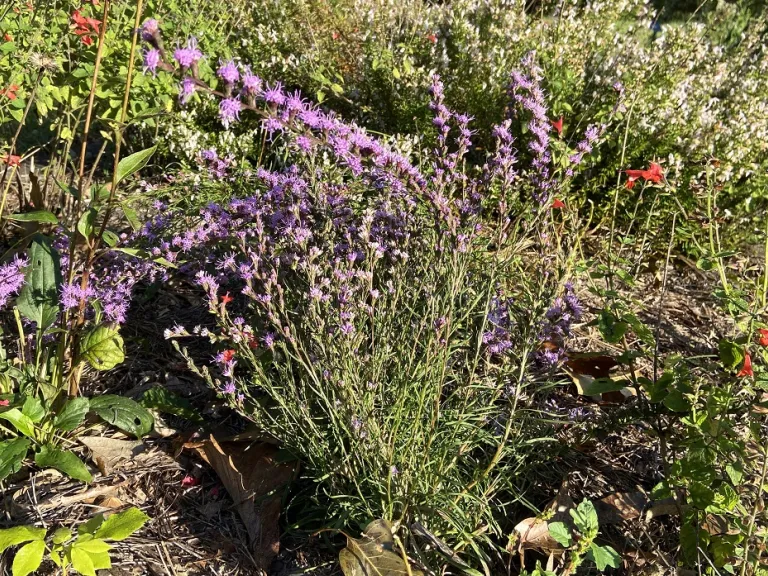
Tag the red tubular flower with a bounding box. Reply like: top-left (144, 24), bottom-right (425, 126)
top-left (624, 162), bottom-right (664, 186)
top-left (644, 162), bottom-right (663, 183)
top-left (737, 352), bottom-right (753, 377)
top-left (625, 178), bottom-right (636, 190)
top-left (220, 292), bottom-right (233, 305)
top-left (221, 349), bottom-right (236, 363)
top-left (758, 329), bottom-right (768, 347)
top-left (2, 154), bottom-right (21, 166)
top-left (552, 198), bottom-right (565, 209)
top-left (72, 10), bottom-right (100, 44)
top-left (3, 33), bottom-right (12, 42)
top-left (426, 33), bottom-right (437, 44)
top-left (550, 116), bottom-right (563, 137)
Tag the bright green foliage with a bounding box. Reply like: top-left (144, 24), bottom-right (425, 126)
top-left (79, 325), bottom-right (126, 371)
top-left (15, 236), bottom-right (62, 331)
top-left (0, 508), bottom-right (148, 576)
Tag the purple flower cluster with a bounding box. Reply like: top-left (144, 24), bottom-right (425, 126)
top-left (508, 52), bottom-right (553, 203)
top-left (536, 281), bottom-right (582, 368)
top-left (198, 148), bottom-right (235, 179)
top-left (173, 37), bottom-right (203, 70)
top-left (143, 48), bottom-right (161, 76)
top-left (0, 255), bottom-right (28, 309)
top-left (483, 296), bottom-right (515, 356)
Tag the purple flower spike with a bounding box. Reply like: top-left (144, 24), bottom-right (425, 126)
top-left (143, 48), bottom-right (161, 76)
top-left (141, 19), bottom-right (159, 41)
top-left (219, 97), bottom-right (242, 128)
top-left (242, 67), bottom-right (262, 95)
top-left (174, 38), bottom-right (203, 69)
top-left (179, 77), bottom-right (196, 104)
top-left (217, 59), bottom-right (240, 85)
top-left (0, 255), bottom-right (28, 309)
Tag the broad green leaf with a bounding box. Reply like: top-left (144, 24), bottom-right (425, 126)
top-left (70, 546), bottom-right (96, 576)
top-left (94, 508), bottom-right (149, 541)
top-left (680, 522), bottom-right (710, 563)
top-left (662, 389), bottom-right (691, 412)
top-left (78, 514), bottom-right (105, 536)
top-left (52, 527), bottom-right (72, 544)
top-left (73, 538), bottom-right (111, 554)
top-left (115, 145), bottom-right (157, 184)
top-left (16, 235), bottom-right (62, 331)
top-left (586, 543), bottom-right (621, 570)
top-left (89, 395), bottom-right (153, 437)
top-left (725, 463), bottom-right (743, 485)
top-left (88, 550), bottom-right (112, 570)
top-left (34, 445), bottom-right (92, 483)
top-left (0, 408), bottom-right (36, 438)
top-left (689, 481), bottom-right (716, 509)
top-left (140, 386), bottom-right (203, 423)
top-left (577, 377), bottom-right (632, 396)
top-left (12, 539), bottom-right (45, 576)
top-left (718, 340), bottom-right (743, 370)
top-left (0, 438), bottom-right (31, 480)
top-left (597, 310), bottom-right (628, 344)
top-left (21, 396), bottom-right (45, 423)
top-left (7, 211), bottom-right (58, 224)
top-left (569, 499), bottom-right (599, 537)
top-left (339, 519), bottom-right (424, 576)
top-left (79, 325), bottom-right (125, 371)
top-left (547, 522), bottom-right (572, 547)
top-left (0, 525), bottom-right (46, 553)
top-left (54, 397), bottom-right (90, 431)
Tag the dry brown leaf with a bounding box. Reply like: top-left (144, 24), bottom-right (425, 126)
top-left (564, 354), bottom-right (639, 405)
top-left (594, 492), bottom-right (648, 524)
top-left (513, 483), bottom-right (574, 552)
top-left (185, 435), bottom-right (297, 569)
top-left (80, 436), bottom-right (146, 475)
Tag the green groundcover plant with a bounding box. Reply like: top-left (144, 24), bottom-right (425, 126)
top-left (0, 507), bottom-right (149, 576)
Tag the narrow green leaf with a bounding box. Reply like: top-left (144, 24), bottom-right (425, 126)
top-left (34, 445), bottom-right (92, 483)
top-left (7, 211), bottom-right (58, 224)
top-left (115, 145), bottom-right (157, 184)
top-left (12, 539), bottom-right (45, 576)
top-left (77, 207), bottom-right (98, 240)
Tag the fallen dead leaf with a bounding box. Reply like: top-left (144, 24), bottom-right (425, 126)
top-left (80, 436), bottom-right (146, 475)
top-left (184, 435), bottom-right (297, 569)
top-left (564, 354), bottom-right (639, 404)
top-left (513, 482), bottom-right (574, 552)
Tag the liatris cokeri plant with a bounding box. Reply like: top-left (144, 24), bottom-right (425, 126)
top-left (139, 26), bottom-right (586, 565)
